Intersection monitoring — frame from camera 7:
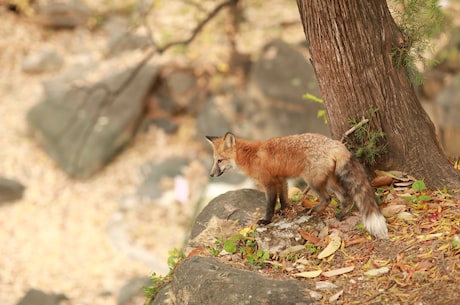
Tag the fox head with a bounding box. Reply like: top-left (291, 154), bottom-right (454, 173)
top-left (205, 132), bottom-right (237, 177)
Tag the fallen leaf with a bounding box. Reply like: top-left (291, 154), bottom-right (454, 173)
top-left (322, 266), bottom-right (355, 277)
top-left (371, 175), bottom-right (393, 187)
top-left (315, 281), bottom-right (338, 290)
top-left (344, 237), bottom-right (366, 247)
top-left (318, 234), bottom-right (341, 259)
top-left (301, 199), bottom-right (318, 209)
top-left (396, 211), bottom-right (415, 220)
top-left (394, 181), bottom-right (414, 187)
top-left (294, 269), bottom-right (322, 278)
top-left (416, 260), bottom-right (434, 271)
top-left (416, 233), bottom-right (443, 240)
top-left (375, 170), bottom-right (409, 180)
top-left (186, 247), bottom-right (207, 258)
top-left (364, 266), bottom-right (390, 276)
top-left (299, 229), bottom-right (321, 245)
top-left (329, 290), bottom-right (343, 302)
top-left (381, 205), bottom-right (406, 217)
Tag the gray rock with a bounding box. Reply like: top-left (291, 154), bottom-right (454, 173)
top-left (118, 276), bottom-right (151, 305)
top-left (152, 256), bottom-right (313, 305)
top-left (22, 49), bottom-right (63, 74)
top-left (15, 289), bottom-right (67, 305)
top-left (189, 189), bottom-right (266, 240)
top-left (36, 0), bottom-right (91, 29)
top-left (27, 54), bottom-right (159, 179)
top-left (196, 97), bottom-right (232, 138)
top-left (137, 157), bottom-right (189, 199)
top-left (152, 69), bottom-right (206, 117)
top-left (435, 72), bottom-right (460, 156)
top-left (241, 39), bottom-right (329, 138)
top-left (142, 118), bottom-right (178, 134)
top-left (0, 177), bottom-right (25, 205)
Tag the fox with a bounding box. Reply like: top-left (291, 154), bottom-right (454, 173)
top-left (205, 132), bottom-right (388, 239)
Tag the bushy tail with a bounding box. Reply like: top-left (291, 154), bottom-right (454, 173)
top-left (336, 156), bottom-right (388, 239)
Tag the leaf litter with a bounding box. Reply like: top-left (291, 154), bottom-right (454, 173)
top-left (195, 170), bottom-right (460, 304)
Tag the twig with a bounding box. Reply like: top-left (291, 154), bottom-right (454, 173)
top-left (340, 117), bottom-right (369, 143)
top-left (157, 0), bottom-right (238, 54)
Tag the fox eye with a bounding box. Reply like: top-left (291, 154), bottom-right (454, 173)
top-left (217, 159), bottom-right (223, 164)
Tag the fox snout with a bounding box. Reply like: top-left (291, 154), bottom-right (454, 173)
top-left (209, 164), bottom-right (224, 177)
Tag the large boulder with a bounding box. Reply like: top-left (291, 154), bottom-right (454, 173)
top-left (435, 72), bottom-right (460, 156)
top-left (27, 51), bottom-right (159, 179)
top-left (241, 39), bottom-right (329, 139)
top-left (152, 256), bottom-right (313, 305)
top-left (150, 189), bottom-right (326, 305)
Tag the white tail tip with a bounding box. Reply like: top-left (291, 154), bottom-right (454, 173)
top-left (364, 213), bottom-right (388, 239)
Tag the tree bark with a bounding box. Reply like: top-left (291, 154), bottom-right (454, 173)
top-left (296, 0), bottom-right (460, 191)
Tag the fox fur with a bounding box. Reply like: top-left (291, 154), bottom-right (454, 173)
top-left (205, 132), bottom-right (388, 239)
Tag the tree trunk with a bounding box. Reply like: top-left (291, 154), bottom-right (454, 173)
top-left (296, 0), bottom-right (460, 191)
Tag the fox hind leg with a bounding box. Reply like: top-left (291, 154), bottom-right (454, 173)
top-left (277, 178), bottom-right (290, 211)
top-left (306, 176), bottom-right (331, 214)
top-left (327, 175), bottom-right (353, 220)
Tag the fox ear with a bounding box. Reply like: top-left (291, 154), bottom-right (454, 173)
top-left (224, 132), bottom-right (236, 148)
top-left (205, 136), bottom-right (217, 143)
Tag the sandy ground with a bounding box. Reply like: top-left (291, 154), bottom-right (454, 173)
top-left (0, 12), bottom-right (184, 305)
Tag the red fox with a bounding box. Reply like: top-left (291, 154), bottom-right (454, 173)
top-left (205, 132), bottom-right (388, 239)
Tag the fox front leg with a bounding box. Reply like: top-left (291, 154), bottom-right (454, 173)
top-left (258, 185), bottom-right (278, 225)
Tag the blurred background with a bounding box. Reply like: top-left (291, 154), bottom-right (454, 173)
top-left (0, 0), bottom-right (459, 304)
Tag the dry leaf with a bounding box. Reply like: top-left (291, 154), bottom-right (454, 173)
top-left (318, 234), bottom-right (341, 259)
top-left (396, 211), bottom-right (415, 220)
top-left (344, 237), bottom-right (366, 247)
top-left (299, 229), bottom-right (321, 245)
top-left (322, 266), bottom-right (355, 277)
top-left (371, 175), bottom-right (393, 187)
top-left (294, 269), bottom-right (322, 278)
top-left (364, 266), bottom-right (390, 277)
top-left (301, 199), bottom-right (318, 209)
top-left (381, 205), bottom-right (406, 217)
top-left (329, 290), bottom-right (343, 302)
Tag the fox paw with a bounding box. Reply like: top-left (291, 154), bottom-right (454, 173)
top-left (257, 219), bottom-right (271, 225)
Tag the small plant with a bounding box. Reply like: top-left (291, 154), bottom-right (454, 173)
top-left (143, 249), bottom-right (185, 304)
top-left (345, 110), bottom-right (386, 165)
top-left (401, 180), bottom-right (432, 203)
top-left (302, 93), bottom-right (328, 124)
top-left (390, 0), bottom-right (447, 84)
top-left (212, 227), bottom-right (270, 268)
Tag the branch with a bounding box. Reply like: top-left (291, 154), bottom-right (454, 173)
top-left (340, 117), bottom-right (369, 143)
top-left (157, 0), bottom-right (238, 54)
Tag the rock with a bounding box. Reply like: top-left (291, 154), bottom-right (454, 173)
top-left (137, 157), bottom-right (190, 200)
top-left (0, 177), bottom-right (25, 205)
top-left (149, 68), bottom-right (207, 117)
top-left (196, 97), bottom-right (232, 138)
top-left (152, 256), bottom-right (313, 305)
top-left (104, 16), bottom-right (151, 57)
top-left (15, 289), bottom-right (67, 305)
top-left (22, 48), bottom-right (63, 74)
top-left (433, 26), bottom-right (460, 74)
top-left (189, 189), bottom-right (266, 241)
top-left (118, 276), bottom-right (151, 305)
top-left (241, 39), bottom-right (329, 138)
top-left (435, 72), bottom-right (460, 156)
top-left (27, 51), bottom-right (159, 179)
top-left (142, 118), bottom-right (178, 134)
top-left (35, 0), bottom-right (91, 29)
